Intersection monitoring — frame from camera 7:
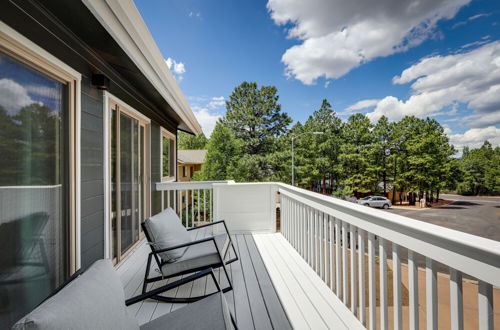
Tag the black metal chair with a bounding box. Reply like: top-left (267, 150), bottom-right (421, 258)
top-left (142, 218), bottom-right (238, 304)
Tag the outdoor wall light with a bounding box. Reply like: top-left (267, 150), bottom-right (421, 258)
top-left (91, 73), bottom-right (110, 90)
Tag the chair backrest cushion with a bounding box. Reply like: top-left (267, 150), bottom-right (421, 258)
top-left (143, 207), bottom-right (191, 262)
top-left (12, 259), bottom-right (139, 330)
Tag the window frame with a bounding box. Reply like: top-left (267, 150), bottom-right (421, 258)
top-left (0, 22), bottom-right (82, 273)
top-left (161, 128), bottom-right (176, 182)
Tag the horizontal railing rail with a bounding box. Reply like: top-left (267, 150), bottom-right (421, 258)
top-left (277, 182), bottom-right (499, 330)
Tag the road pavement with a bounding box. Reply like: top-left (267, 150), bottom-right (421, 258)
top-left (386, 194), bottom-right (500, 242)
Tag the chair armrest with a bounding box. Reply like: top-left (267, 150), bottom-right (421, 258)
top-left (152, 236), bottom-right (216, 254)
top-left (187, 220), bottom-right (226, 231)
top-left (125, 268), bottom-right (220, 306)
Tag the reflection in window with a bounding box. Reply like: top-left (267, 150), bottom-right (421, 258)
top-left (0, 51), bottom-right (69, 328)
top-left (162, 136), bottom-right (170, 177)
top-left (162, 132), bottom-right (175, 179)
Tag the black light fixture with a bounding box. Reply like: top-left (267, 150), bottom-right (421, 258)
top-left (91, 73), bottom-right (110, 90)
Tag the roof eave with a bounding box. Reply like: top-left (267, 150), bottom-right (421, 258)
top-left (82, 0), bottom-right (202, 135)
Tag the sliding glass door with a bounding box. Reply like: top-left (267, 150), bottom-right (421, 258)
top-left (0, 50), bottom-right (72, 328)
top-left (110, 103), bottom-right (148, 263)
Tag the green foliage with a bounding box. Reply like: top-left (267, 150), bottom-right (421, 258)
top-left (458, 141), bottom-right (500, 195)
top-left (195, 81), bottom-right (496, 197)
top-left (295, 99), bottom-right (342, 188)
top-left (339, 113), bottom-right (375, 193)
top-left (197, 121), bottom-right (240, 181)
top-left (177, 131), bottom-right (208, 150)
top-left (219, 81), bottom-right (292, 181)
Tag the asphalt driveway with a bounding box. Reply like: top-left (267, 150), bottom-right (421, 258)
top-left (386, 194), bottom-right (500, 242)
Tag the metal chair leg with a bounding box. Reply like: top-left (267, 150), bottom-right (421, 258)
top-left (142, 253), bottom-right (153, 294)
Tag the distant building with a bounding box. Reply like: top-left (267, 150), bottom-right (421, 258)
top-left (177, 150), bottom-right (207, 181)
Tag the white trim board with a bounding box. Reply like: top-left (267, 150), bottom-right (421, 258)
top-left (253, 233), bottom-right (365, 330)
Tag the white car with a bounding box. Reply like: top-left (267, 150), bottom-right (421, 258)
top-left (357, 196), bottom-right (392, 209)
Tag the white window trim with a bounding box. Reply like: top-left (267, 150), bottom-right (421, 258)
top-left (0, 21), bottom-right (82, 272)
top-left (161, 127), bottom-right (176, 182)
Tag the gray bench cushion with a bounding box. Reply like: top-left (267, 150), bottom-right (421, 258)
top-left (161, 233), bottom-right (229, 277)
top-left (12, 259), bottom-right (138, 330)
top-left (140, 292), bottom-right (232, 330)
top-left (143, 208), bottom-right (191, 262)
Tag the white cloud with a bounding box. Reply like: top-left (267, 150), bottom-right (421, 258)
top-left (267, 0), bottom-right (469, 84)
top-left (165, 57), bottom-right (186, 81)
top-left (207, 96), bottom-right (225, 109)
top-left (361, 41), bottom-right (500, 123)
top-left (192, 106), bottom-right (222, 136)
top-left (188, 11), bottom-right (201, 19)
top-left (448, 126), bottom-right (500, 155)
top-left (0, 78), bottom-right (39, 114)
top-left (346, 99), bottom-right (380, 111)
top-left (188, 96), bottom-right (226, 136)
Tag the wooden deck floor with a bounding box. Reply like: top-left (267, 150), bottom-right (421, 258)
top-left (116, 229), bottom-right (292, 330)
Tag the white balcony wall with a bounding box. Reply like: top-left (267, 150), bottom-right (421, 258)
top-left (213, 182), bottom-right (277, 233)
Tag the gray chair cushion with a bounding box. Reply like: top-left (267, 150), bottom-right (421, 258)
top-left (140, 292), bottom-right (233, 330)
top-left (161, 234), bottom-right (229, 277)
top-left (12, 259), bottom-right (139, 330)
top-left (143, 208), bottom-right (191, 262)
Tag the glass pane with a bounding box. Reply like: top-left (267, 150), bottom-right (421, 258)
top-left (120, 113), bottom-right (133, 253)
top-left (132, 120), bottom-right (139, 243)
top-left (0, 52), bottom-right (69, 328)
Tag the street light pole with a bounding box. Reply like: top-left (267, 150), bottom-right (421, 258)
top-left (291, 131), bottom-right (324, 186)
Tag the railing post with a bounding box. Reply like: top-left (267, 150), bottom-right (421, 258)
top-left (350, 224), bottom-right (357, 315)
top-left (478, 281), bottom-right (493, 330)
top-left (426, 257), bottom-right (438, 330)
top-left (342, 221), bottom-right (348, 305)
top-left (392, 243), bottom-right (402, 330)
top-left (379, 237), bottom-right (388, 330)
top-left (358, 229), bottom-right (366, 326)
top-left (368, 233), bottom-right (376, 330)
top-left (408, 250), bottom-right (419, 330)
top-left (450, 268), bottom-right (464, 330)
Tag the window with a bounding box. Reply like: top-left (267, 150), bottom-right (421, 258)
top-left (190, 166), bottom-right (194, 178)
top-left (182, 166), bottom-right (186, 177)
top-left (161, 129), bottom-right (175, 180)
top-left (0, 27), bottom-right (79, 329)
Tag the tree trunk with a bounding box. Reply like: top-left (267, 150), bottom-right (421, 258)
top-left (322, 175), bottom-right (326, 195)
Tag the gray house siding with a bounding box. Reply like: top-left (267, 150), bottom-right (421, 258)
top-left (80, 76), bottom-right (105, 268)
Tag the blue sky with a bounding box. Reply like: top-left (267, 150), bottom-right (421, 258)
top-left (135, 0), bottom-right (500, 153)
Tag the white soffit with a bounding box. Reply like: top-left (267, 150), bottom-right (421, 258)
top-left (82, 0), bottom-right (202, 135)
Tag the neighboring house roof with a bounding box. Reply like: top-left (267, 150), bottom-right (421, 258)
top-left (83, 0), bottom-right (202, 135)
top-left (178, 150), bottom-right (208, 164)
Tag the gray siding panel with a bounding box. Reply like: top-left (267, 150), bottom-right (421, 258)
top-left (80, 83), bottom-right (105, 268)
top-left (81, 195), bottom-right (104, 219)
top-left (81, 242), bottom-right (105, 269)
top-left (81, 164), bottom-right (103, 181)
top-left (82, 180), bottom-right (103, 200)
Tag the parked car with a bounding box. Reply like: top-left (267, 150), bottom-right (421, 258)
top-left (357, 196), bottom-right (392, 209)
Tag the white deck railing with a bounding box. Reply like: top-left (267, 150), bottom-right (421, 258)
top-left (278, 183), bottom-right (500, 330)
top-left (156, 181), bottom-right (500, 329)
top-left (156, 181), bottom-right (230, 227)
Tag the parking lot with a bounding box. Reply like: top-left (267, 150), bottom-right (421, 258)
top-left (386, 194), bottom-right (500, 242)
